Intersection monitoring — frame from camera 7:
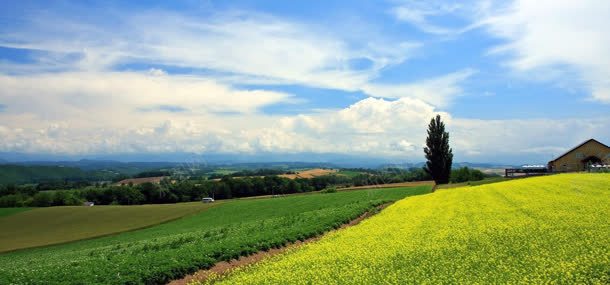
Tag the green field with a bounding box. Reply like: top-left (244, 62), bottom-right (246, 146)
top-left (0, 185), bottom-right (431, 284)
top-left (0, 202), bottom-right (215, 252)
top-left (213, 173), bottom-right (610, 284)
top-left (0, 207), bottom-right (32, 218)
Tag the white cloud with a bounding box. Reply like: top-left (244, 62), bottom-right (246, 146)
top-left (482, 0), bottom-right (610, 103)
top-left (0, 93), bottom-right (447, 157)
top-left (0, 10), bottom-right (418, 92)
top-left (0, 6), bottom-right (477, 159)
top-left (391, 1), bottom-right (482, 35)
top-left (4, 2), bottom-right (606, 164)
top-left (451, 117), bottom-right (610, 163)
top-left (362, 69), bottom-right (476, 107)
top-left (0, 88), bottom-right (608, 164)
top-left (0, 71), bottom-right (294, 121)
top-left (147, 68), bottom-right (167, 77)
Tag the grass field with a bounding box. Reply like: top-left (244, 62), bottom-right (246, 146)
top-left (0, 202), bottom-right (215, 252)
top-left (0, 185), bottom-right (431, 284)
top-left (212, 173), bottom-right (610, 284)
top-left (0, 207), bottom-right (32, 218)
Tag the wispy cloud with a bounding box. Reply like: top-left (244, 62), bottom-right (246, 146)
top-left (390, 0), bottom-right (483, 36)
top-left (0, 9), bottom-right (418, 92)
top-left (138, 105), bottom-right (188, 113)
top-left (0, 71), bottom-right (295, 122)
top-left (362, 69), bottom-right (476, 107)
top-left (482, 0), bottom-right (610, 103)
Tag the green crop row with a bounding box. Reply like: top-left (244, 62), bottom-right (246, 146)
top-left (0, 185), bottom-right (431, 284)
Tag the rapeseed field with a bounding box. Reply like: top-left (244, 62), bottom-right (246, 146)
top-left (211, 173), bottom-right (610, 284)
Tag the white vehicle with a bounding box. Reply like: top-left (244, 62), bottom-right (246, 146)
top-left (201, 197), bottom-right (215, 203)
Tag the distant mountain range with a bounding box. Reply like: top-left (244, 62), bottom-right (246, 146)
top-left (0, 152), bottom-right (518, 171)
top-left (0, 151), bottom-right (395, 168)
top-left (0, 152), bottom-right (521, 185)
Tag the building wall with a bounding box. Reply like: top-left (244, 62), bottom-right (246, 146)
top-left (549, 140), bottom-right (610, 172)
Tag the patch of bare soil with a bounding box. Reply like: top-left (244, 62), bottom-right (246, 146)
top-left (167, 203), bottom-right (391, 285)
top-left (279, 168), bottom-right (338, 179)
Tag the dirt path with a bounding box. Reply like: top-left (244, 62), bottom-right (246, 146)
top-left (167, 203), bottom-right (391, 285)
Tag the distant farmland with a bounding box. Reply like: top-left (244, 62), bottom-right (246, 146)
top-left (0, 202), bottom-right (214, 252)
top-left (279, 168), bottom-right (339, 179)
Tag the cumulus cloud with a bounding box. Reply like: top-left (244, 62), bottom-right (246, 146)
top-left (0, 93), bottom-right (446, 156)
top-left (0, 89), bottom-right (608, 164)
top-left (482, 0), bottom-right (610, 103)
top-left (270, 97), bottom-right (449, 155)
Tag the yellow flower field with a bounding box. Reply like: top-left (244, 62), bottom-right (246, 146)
top-left (207, 173), bottom-right (610, 284)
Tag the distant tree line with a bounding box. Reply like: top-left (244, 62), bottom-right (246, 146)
top-left (0, 165), bottom-right (117, 185)
top-left (0, 168), bottom-right (431, 207)
top-left (0, 166), bottom-right (491, 207)
top-left (207, 168), bottom-right (290, 179)
top-left (133, 170), bottom-right (172, 178)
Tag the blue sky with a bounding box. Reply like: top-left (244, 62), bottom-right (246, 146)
top-left (0, 0), bottom-right (609, 164)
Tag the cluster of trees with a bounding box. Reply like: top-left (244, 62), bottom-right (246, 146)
top-left (350, 168), bottom-right (431, 186)
top-left (34, 180), bottom-right (96, 191)
top-left (0, 165), bottom-right (117, 185)
top-left (450, 167), bottom-right (485, 183)
top-left (0, 167), bottom-right (436, 207)
top-left (207, 168), bottom-right (290, 179)
top-left (133, 170), bottom-right (172, 178)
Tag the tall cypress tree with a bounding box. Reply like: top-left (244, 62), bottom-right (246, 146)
top-left (423, 115), bottom-right (453, 184)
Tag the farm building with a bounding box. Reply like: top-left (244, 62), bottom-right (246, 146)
top-left (548, 139), bottom-right (610, 172)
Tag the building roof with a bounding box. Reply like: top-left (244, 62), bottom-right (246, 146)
top-left (548, 139), bottom-right (610, 164)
